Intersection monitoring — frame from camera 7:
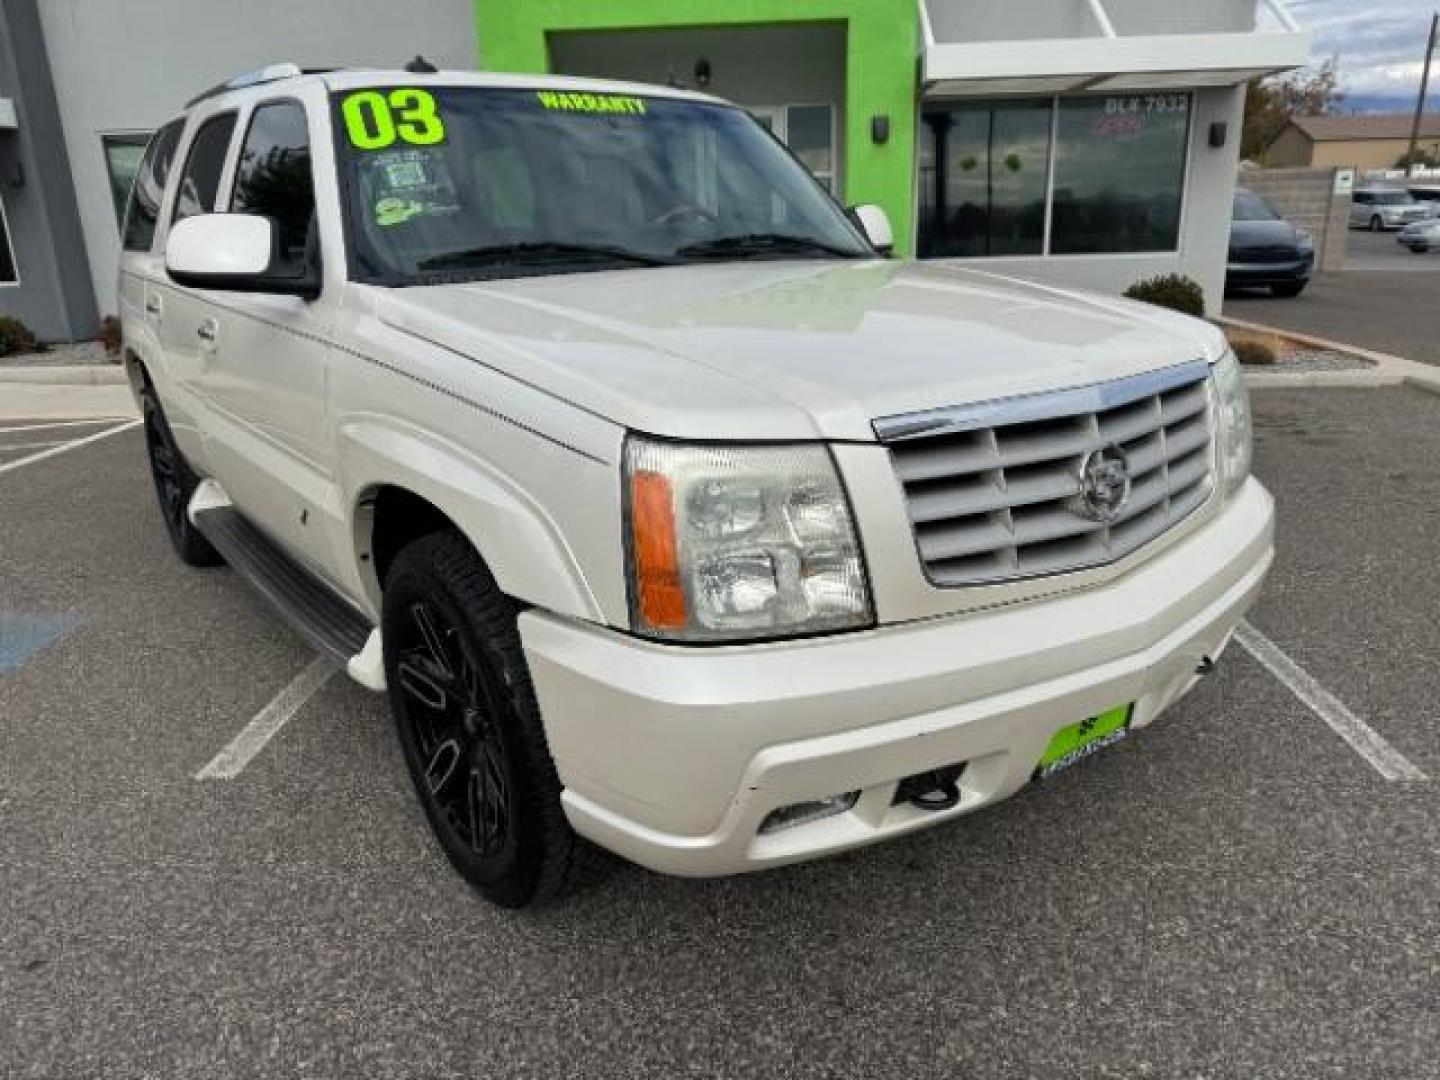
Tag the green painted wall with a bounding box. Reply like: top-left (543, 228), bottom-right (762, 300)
top-left (475, 0), bottom-right (919, 254)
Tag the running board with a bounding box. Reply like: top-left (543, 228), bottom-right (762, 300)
top-left (192, 504), bottom-right (376, 672)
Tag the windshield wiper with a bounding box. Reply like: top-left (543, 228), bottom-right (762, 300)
top-left (676, 233), bottom-right (863, 260)
top-left (416, 241), bottom-right (675, 272)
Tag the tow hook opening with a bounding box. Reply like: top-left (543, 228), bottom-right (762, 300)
top-left (894, 762), bottom-right (966, 812)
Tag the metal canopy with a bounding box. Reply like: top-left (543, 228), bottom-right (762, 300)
top-left (920, 0), bottom-right (1311, 96)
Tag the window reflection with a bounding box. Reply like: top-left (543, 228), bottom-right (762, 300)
top-left (918, 93), bottom-right (1191, 258)
top-left (1051, 95), bottom-right (1189, 254)
top-left (919, 101), bottom-right (1050, 257)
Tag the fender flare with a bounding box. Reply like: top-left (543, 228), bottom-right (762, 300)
top-left (338, 419), bottom-right (604, 623)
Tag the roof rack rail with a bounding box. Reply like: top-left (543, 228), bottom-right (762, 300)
top-left (186, 62), bottom-right (311, 108)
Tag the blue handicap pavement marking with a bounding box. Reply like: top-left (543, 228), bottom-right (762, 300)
top-left (0, 613), bottom-right (83, 675)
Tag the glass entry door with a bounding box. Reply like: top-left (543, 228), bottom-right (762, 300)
top-left (747, 104), bottom-right (836, 194)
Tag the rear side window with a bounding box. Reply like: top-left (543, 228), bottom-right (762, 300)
top-left (172, 112), bottom-right (238, 225)
top-left (121, 119), bottom-right (184, 252)
top-left (230, 101), bottom-right (316, 273)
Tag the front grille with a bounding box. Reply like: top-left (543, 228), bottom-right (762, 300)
top-left (1233, 244), bottom-right (1305, 265)
top-left (876, 362), bottom-right (1215, 588)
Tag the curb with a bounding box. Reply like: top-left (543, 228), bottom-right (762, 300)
top-left (0, 364), bottom-right (127, 386)
top-left (1218, 316), bottom-right (1440, 396)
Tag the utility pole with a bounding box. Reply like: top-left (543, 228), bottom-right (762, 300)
top-left (1407, 12), bottom-right (1439, 176)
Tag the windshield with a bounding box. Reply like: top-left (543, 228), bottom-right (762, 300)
top-left (331, 86), bottom-right (871, 285)
top-left (1232, 190), bottom-right (1279, 222)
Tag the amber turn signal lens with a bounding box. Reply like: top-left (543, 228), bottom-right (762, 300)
top-left (630, 469), bottom-right (687, 630)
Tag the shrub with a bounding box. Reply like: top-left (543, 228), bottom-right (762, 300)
top-left (1123, 274), bottom-right (1206, 319)
top-left (0, 315), bottom-right (45, 358)
top-left (100, 315), bottom-right (123, 358)
top-left (1231, 339), bottom-right (1278, 366)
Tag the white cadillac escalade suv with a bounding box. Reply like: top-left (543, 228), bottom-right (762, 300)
top-left (119, 65), bottom-right (1273, 907)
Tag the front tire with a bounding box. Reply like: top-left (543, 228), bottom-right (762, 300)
top-left (141, 387), bottom-right (222, 567)
top-left (382, 531), bottom-right (606, 907)
top-left (1370, 215), bottom-right (1385, 232)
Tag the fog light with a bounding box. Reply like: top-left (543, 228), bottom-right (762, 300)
top-left (758, 791), bottom-right (860, 835)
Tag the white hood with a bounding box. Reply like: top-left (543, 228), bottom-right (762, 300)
top-left (373, 260), bottom-right (1228, 442)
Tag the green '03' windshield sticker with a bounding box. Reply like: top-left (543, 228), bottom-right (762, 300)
top-left (535, 90), bottom-right (647, 116)
top-left (342, 88), bottom-right (447, 149)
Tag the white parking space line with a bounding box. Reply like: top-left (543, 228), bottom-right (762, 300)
top-left (1236, 620), bottom-right (1428, 783)
top-left (0, 420), bottom-right (141, 477)
top-left (196, 657), bottom-right (336, 780)
top-left (0, 440), bottom-right (80, 453)
top-left (0, 418), bottom-right (131, 434)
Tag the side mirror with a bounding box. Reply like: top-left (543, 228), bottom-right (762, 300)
top-left (165, 213), bottom-right (320, 299)
top-left (849, 203), bottom-right (894, 256)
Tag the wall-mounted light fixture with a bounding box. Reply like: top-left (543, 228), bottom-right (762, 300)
top-left (694, 58), bottom-right (712, 88)
top-left (1209, 121), bottom-right (1228, 149)
top-left (871, 114), bottom-right (890, 145)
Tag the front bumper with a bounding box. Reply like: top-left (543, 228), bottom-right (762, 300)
top-left (521, 479), bottom-right (1274, 877)
top-left (1226, 256), bottom-right (1312, 286)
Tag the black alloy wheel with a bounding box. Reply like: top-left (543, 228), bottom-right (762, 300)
top-left (382, 531), bottom-right (607, 907)
top-left (391, 595), bottom-right (515, 862)
top-left (141, 387), bottom-right (222, 567)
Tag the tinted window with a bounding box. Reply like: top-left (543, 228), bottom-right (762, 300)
top-left (172, 112), bottom-right (239, 225)
top-left (919, 100), bottom-right (1052, 257)
top-left (121, 119), bottom-right (183, 252)
top-left (1233, 190), bottom-right (1279, 222)
top-left (231, 101), bottom-right (316, 272)
top-left (1051, 94), bottom-right (1190, 255)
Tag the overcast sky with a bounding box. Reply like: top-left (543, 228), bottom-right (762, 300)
top-left (1289, 0), bottom-right (1439, 103)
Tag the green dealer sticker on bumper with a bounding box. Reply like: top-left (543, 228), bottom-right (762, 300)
top-left (1036, 704), bottom-right (1133, 780)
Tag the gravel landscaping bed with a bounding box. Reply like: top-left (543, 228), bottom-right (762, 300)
top-left (1222, 323), bottom-right (1376, 374)
top-left (1256, 347), bottom-right (1375, 373)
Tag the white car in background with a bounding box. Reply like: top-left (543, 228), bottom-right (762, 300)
top-left (118, 64), bottom-right (1273, 908)
top-left (1350, 187), bottom-right (1430, 231)
top-left (1398, 218), bottom-right (1440, 253)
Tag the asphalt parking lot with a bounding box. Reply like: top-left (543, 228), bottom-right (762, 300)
top-left (3, 388), bottom-right (1439, 1078)
top-left (1227, 228), bottom-right (1440, 365)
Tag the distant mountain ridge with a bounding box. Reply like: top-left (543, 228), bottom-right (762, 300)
top-left (1340, 93), bottom-right (1435, 115)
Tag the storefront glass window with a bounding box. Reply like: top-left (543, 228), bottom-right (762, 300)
top-left (918, 93), bottom-right (1191, 259)
top-left (919, 101), bottom-right (1051, 257)
top-left (1050, 94), bottom-right (1190, 254)
top-left (0, 195), bottom-right (17, 284)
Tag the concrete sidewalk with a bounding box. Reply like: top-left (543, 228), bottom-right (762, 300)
top-left (0, 365), bottom-right (137, 421)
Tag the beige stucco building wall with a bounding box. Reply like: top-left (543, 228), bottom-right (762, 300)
top-left (1268, 129), bottom-right (1440, 171)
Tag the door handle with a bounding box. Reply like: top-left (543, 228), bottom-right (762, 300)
top-left (196, 319), bottom-right (218, 345)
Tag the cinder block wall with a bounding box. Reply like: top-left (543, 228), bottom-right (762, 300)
top-left (1237, 166), bottom-right (1349, 273)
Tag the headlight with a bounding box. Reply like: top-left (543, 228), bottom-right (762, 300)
top-left (1296, 229), bottom-right (1314, 252)
top-left (1212, 348), bottom-right (1253, 498)
top-left (623, 436), bottom-right (873, 642)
